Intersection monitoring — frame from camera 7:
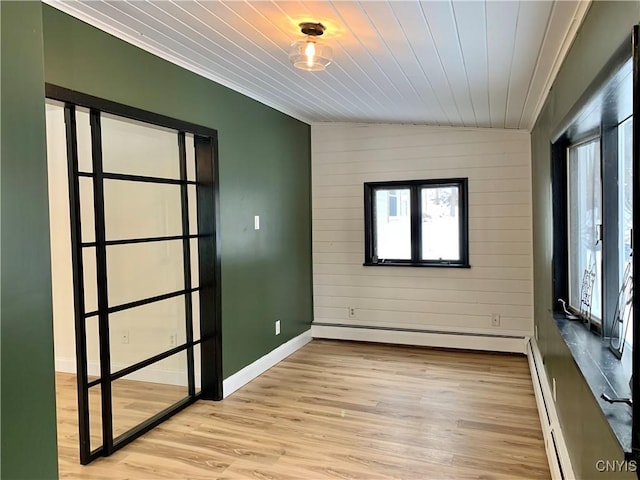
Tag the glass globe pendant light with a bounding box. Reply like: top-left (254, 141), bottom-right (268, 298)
top-left (289, 22), bottom-right (333, 72)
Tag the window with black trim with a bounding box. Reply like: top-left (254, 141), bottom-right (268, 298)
top-left (364, 178), bottom-right (469, 267)
top-left (552, 55), bottom-right (634, 346)
top-left (567, 137), bottom-right (603, 322)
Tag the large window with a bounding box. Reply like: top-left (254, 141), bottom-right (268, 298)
top-left (567, 138), bottom-right (602, 321)
top-left (555, 66), bottom-right (635, 342)
top-left (364, 178), bottom-right (469, 267)
top-left (563, 123), bottom-right (634, 336)
top-left (618, 116), bottom-right (633, 347)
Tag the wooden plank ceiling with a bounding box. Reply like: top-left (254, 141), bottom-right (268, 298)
top-left (45, 0), bottom-right (590, 129)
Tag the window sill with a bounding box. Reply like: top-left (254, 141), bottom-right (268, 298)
top-left (553, 313), bottom-right (632, 452)
top-left (363, 261), bottom-right (471, 268)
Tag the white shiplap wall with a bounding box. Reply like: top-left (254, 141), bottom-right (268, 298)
top-left (311, 123), bottom-right (533, 347)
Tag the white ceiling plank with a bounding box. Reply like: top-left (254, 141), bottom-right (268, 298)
top-left (486, 0), bottom-right (520, 129)
top-left (389, 1), bottom-right (463, 125)
top-left (44, 0), bottom-right (587, 130)
top-left (504, 0), bottom-right (553, 129)
top-left (328, 0), bottom-right (418, 106)
top-left (356, 0), bottom-right (447, 124)
top-left (418, 0), bottom-right (477, 127)
top-left (451, 0), bottom-right (491, 127)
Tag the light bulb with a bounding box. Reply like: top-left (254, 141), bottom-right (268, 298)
top-left (305, 41), bottom-right (316, 68)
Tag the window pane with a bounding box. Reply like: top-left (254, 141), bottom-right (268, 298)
top-left (86, 317), bottom-right (100, 379)
top-left (568, 140), bottom-right (602, 320)
top-left (88, 384), bottom-right (102, 452)
top-left (618, 117), bottom-right (633, 346)
top-left (111, 351), bottom-right (188, 438)
top-left (190, 238), bottom-right (199, 288)
top-left (194, 343), bottom-right (201, 394)
top-left (83, 247), bottom-right (98, 313)
top-left (188, 185), bottom-right (198, 235)
top-left (107, 240), bottom-right (184, 307)
top-left (421, 186), bottom-right (460, 261)
top-left (186, 133), bottom-right (196, 182)
top-left (192, 291), bottom-right (200, 342)
top-left (76, 108), bottom-right (93, 174)
top-left (374, 189), bottom-right (411, 260)
top-left (79, 177), bottom-right (95, 244)
top-left (101, 113), bottom-right (180, 180)
top-left (103, 180), bottom-right (182, 241)
top-left (109, 295), bottom-right (186, 373)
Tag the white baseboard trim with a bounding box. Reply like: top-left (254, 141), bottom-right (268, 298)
top-left (222, 329), bottom-right (312, 398)
top-left (527, 337), bottom-right (575, 480)
top-left (55, 356), bottom-right (77, 374)
top-left (311, 324), bottom-right (527, 354)
top-left (56, 330), bottom-right (313, 395)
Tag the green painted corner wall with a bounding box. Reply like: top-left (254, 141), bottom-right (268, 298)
top-left (40, 4), bottom-right (313, 379)
top-left (1, 2), bottom-right (60, 479)
top-left (531, 2), bottom-right (640, 479)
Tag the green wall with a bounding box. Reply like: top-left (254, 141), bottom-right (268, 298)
top-left (531, 2), bottom-right (640, 478)
top-left (1, 2), bottom-right (60, 479)
top-left (41, 4), bottom-right (313, 379)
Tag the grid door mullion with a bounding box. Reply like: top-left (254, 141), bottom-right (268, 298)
top-left (64, 104), bottom-right (94, 464)
top-left (89, 109), bottom-right (114, 455)
top-left (179, 132), bottom-right (196, 396)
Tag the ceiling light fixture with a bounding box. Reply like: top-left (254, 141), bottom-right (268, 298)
top-left (289, 22), bottom-right (332, 72)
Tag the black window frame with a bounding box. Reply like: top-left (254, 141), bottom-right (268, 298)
top-left (363, 178), bottom-right (469, 268)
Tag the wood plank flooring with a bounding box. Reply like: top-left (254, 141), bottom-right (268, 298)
top-left (56, 339), bottom-right (550, 479)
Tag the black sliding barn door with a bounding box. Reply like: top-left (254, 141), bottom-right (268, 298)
top-left (52, 88), bottom-right (221, 465)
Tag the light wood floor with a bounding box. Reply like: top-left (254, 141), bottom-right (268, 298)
top-left (56, 340), bottom-right (550, 479)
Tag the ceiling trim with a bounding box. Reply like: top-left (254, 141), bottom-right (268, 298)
top-left (43, 0), bottom-right (314, 125)
top-left (310, 121), bottom-right (530, 134)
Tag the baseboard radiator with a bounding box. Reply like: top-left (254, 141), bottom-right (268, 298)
top-left (526, 337), bottom-right (575, 480)
top-left (311, 323), bottom-right (528, 353)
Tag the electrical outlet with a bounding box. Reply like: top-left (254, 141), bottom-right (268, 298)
top-left (254, 215), bottom-right (260, 230)
top-left (348, 307), bottom-right (356, 318)
top-left (275, 320), bottom-right (281, 335)
top-left (169, 333), bottom-right (177, 347)
top-left (491, 313), bottom-right (500, 327)
top-left (121, 329), bottom-right (129, 344)
top-left (552, 377), bottom-right (557, 402)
